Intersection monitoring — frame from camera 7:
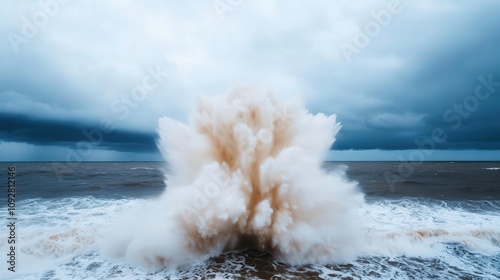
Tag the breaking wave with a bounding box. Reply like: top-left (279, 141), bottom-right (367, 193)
top-left (101, 89), bottom-right (365, 269)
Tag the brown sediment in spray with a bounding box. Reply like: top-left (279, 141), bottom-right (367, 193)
top-left (190, 90), bottom-right (298, 251)
top-left (102, 88), bottom-right (364, 270)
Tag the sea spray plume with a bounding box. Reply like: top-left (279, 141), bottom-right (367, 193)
top-left (102, 88), bottom-right (365, 269)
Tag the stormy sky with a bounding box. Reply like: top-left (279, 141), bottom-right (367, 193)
top-left (1, 0), bottom-right (500, 161)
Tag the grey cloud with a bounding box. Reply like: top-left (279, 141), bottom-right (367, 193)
top-left (0, 112), bottom-right (157, 153)
top-left (1, 1), bottom-right (500, 160)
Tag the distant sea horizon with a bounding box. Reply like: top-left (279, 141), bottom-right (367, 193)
top-left (2, 160), bottom-right (500, 162)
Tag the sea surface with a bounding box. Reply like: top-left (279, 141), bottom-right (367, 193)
top-left (0, 161), bottom-right (499, 279)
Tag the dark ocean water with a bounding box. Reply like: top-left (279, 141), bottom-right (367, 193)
top-left (4, 161), bottom-right (499, 201)
top-left (0, 161), bottom-right (499, 279)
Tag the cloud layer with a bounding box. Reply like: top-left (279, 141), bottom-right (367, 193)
top-left (1, 0), bottom-right (500, 160)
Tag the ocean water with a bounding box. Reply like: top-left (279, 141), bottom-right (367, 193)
top-left (0, 161), bottom-right (499, 279)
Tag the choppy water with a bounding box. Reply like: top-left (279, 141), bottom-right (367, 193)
top-left (0, 162), bottom-right (499, 279)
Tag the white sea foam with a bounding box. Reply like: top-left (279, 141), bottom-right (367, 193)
top-left (358, 200), bottom-right (500, 258)
top-left (486, 167), bottom-right (500, 170)
top-left (0, 197), bottom-right (147, 279)
top-left (1, 197), bottom-right (499, 279)
top-left (130, 167), bottom-right (156, 170)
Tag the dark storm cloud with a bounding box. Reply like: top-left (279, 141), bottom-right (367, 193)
top-left (1, 1), bottom-right (500, 160)
top-left (325, 2), bottom-right (500, 151)
top-left (0, 112), bottom-right (158, 153)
